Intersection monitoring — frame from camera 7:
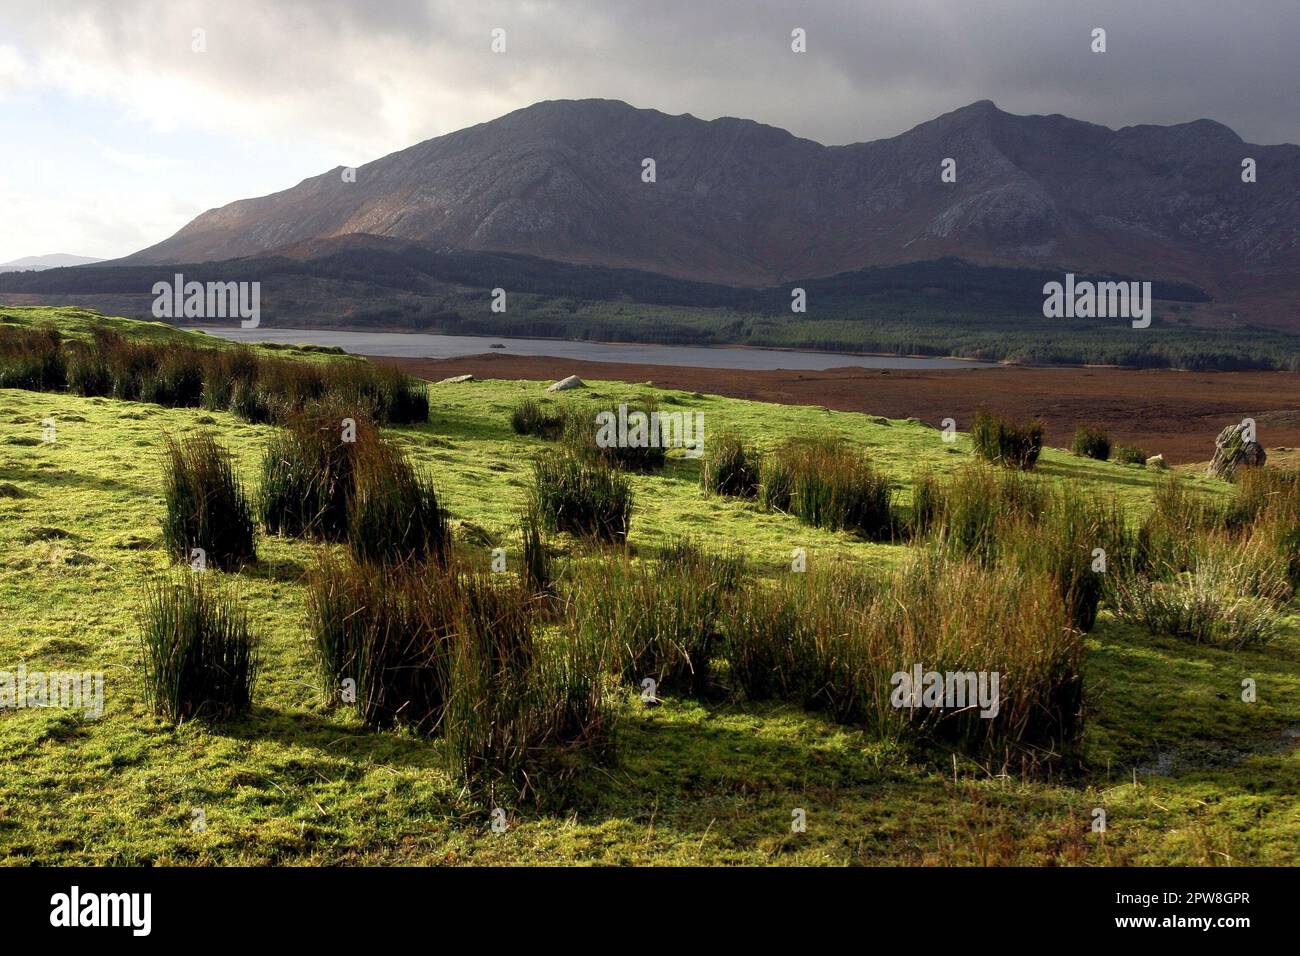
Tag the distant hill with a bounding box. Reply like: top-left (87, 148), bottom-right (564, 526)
top-left (0, 254), bottom-right (105, 273)
top-left (117, 98), bottom-right (1298, 323)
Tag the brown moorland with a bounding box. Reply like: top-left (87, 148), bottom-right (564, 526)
top-left (378, 352), bottom-right (1300, 466)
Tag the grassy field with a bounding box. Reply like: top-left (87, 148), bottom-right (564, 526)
top-left (1, 306), bottom-right (1297, 865)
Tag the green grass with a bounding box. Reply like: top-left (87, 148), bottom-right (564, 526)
top-left (1, 305), bottom-right (1297, 865)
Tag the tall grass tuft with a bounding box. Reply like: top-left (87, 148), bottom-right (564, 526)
top-left (139, 574), bottom-right (258, 722)
top-left (519, 503), bottom-right (554, 595)
top-left (760, 436), bottom-right (893, 537)
top-left (532, 451), bottom-right (632, 542)
top-left (914, 465), bottom-right (1046, 562)
top-left (1110, 546), bottom-right (1287, 649)
top-left (700, 431), bottom-right (760, 498)
top-left (910, 467), bottom-right (1128, 631)
top-left (0, 325), bottom-right (66, 390)
top-left (511, 399), bottom-right (570, 438)
top-left (566, 554), bottom-right (727, 698)
top-left (66, 340), bottom-right (111, 396)
top-left (563, 400), bottom-right (667, 471)
top-left (347, 437), bottom-right (449, 565)
top-left (305, 556), bottom-right (451, 732)
top-left (658, 536), bottom-right (748, 592)
top-left (259, 410), bottom-right (366, 540)
top-left (721, 553), bottom-right (1084, 752)
top-left (305, 556), bottom-right (612, 796)
top-left (160, 432), bottom-right (256, 571)
top-left (971, 411), bottom-right (1044, 470)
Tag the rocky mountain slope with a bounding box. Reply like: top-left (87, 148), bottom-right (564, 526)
top-left (124, 99), bottom-right (1299, 302)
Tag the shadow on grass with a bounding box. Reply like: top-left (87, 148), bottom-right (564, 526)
top-left (1035, 458), bottom-right (1158, 490)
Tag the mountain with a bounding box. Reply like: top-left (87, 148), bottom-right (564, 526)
top-left (123, 98), bottom-right (1299, 304)
top-left (0, 254), bottom-right (105, 273)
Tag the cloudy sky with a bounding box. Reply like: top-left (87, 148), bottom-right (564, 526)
top-left (0, 0), bottom-right (1296, 263)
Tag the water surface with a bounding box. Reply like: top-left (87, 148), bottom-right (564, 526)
top-left (196, 327), bottom-right (996, 371)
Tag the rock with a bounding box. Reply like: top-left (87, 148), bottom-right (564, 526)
top-left (437, 374), bottom-right (474, 384)
top-left (547, 374), bottom-right (585, 393)
top-left (1207, 422), bottom-right (1266, 479)
top-left (1145, 454), bottom-right (1167, 470)
top-left (868, 416), bottom-right (891, 426)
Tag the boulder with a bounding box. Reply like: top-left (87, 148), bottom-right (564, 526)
top-left (1206, 422), bottom-right (1266, 479)
top-left (436, 374), bottom-right (474, 384)
top-left (1145, 454), bottom-right (1167, 470)
top-left (547, 374), bottom-right (585, 393)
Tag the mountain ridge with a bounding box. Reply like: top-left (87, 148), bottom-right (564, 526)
top-left (113, 98), bottom-right (1297, 313)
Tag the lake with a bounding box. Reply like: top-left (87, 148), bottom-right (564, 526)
top-left (195, 327), bottom-right (996, 371)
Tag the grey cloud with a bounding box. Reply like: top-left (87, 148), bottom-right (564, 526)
top-left (2, 0), bottom-right (1295, 151)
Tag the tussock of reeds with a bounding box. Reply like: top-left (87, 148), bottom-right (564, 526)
top-left (971, 410), bottom-right (1044, 470)
top-left (722, 553), bottom-right (1085, 752)
top-left (0, 323), bottom-right (428, 425)
top-left (700, 431), bottom-right (760, 498)
top-left (305, 556), bottom-right (613, 797)
top-left (259, 410), bottom-right (365, 541)
top-left (565, 553), bottom-right (729, 698)
top-left (759, 435), bottom-right (893, 537)
top-left (139, 573), bottom-right (258, 722)
top-left (160, 432), bottom-right (257, 571)
top-left (347, 437), bottom-right (449, 566)
top-left (510, 399), bottom-right (571, 438)
top-left (531, 450), bottom-right (632, 542)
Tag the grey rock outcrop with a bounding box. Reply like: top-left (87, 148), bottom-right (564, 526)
top-left (1207, 423), bottom-right (1266, 479)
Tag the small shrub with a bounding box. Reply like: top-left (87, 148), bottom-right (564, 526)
top-left (139, 574), bottom-right (258, 722)
top-left (1071, 426), bottom-right (1110, 461)
top-left (1112, 444), bottom-right (1147, 465)
top-left (532, 451), bottom-right (632, 542)
top-left (160, 432), bottom-right (256, 571)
